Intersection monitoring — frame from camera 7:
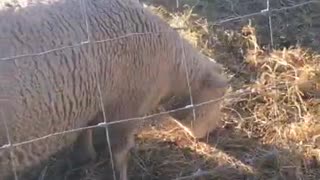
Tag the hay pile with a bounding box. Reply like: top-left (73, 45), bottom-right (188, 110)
top-left (127, 5), bottom-right (320, 180)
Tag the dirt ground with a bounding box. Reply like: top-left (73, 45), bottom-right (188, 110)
top-left (26, 0), bottom-right (320, 180)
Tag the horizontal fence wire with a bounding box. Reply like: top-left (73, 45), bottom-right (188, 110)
top-left (0, 0), bottom-right (317, 62)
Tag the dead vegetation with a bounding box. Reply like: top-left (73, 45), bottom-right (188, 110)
top-left (39, 1), bottom-right (320, 180)
top-left (127, 3), bottom-right (320, 180)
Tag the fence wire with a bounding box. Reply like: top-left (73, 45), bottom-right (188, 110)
top-left (0, 0), bottom-right (318, 180)
top-left (79, 0), bottom-right (117, 179)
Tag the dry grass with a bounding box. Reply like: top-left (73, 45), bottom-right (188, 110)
top-left (37, 2), bottom-right (320, 180)
top-left (125, 4), bottom-right (320, 180)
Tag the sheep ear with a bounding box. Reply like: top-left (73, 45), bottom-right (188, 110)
top-left (201, 71), bottom-right (229, 89)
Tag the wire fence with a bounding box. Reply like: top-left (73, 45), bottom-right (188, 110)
top-left (0, 0), bottom-right (318, 179)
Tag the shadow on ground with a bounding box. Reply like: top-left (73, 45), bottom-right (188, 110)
top-left (23, 117), bottom-right (315, 180)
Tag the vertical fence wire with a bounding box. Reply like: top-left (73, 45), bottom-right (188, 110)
top-left (266, 0), bottom-right (274, 49)
top-left (1, 110), bottom-right (18, 180)
top-left (178, 38), bottom-right (197, 138)
top-left (79, 0), bottom-right (117, 179)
